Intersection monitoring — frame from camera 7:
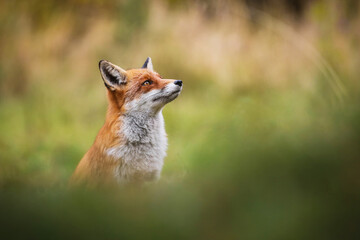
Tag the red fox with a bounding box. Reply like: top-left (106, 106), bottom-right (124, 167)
top-left (71, 57), bottom-right (182, 186)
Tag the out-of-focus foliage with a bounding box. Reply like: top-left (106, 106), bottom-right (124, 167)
top-left (0, 0), bottom-right (359, 239)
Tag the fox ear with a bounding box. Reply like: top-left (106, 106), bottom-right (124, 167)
top-left (99, 60), bottom-right (127, 90)
top-left (141, 57), bottom-right (154, 71)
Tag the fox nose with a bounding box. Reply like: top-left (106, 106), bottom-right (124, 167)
top-left (174, 80), bottom-right (183, 87)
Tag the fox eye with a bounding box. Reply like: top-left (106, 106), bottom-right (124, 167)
top-left (142, 80), bottom-right (152, 86)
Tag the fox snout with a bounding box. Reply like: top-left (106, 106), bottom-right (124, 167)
top-left (150, 79), bottom-right (182, 106)
top-left (174, 80), bottom-right (182, 87)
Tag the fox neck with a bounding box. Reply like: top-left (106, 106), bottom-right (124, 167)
top-left (102, 91), bottom-right (167, 160)
top-left (121, 110), bottom-right (164, 143)
top-left (104, 100), bottom-right (168, 182)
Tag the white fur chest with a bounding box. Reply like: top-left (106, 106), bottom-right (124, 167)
top-left (106, 111), bottom-right (168, 182)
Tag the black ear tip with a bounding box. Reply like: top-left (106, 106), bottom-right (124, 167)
top-left (99, 60), bottom-right (107, 68)
top-left (142, 57), bottom-right (151, 69)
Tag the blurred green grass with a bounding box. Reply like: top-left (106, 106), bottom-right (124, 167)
top-left (0, 0), bottom-right (360, 239)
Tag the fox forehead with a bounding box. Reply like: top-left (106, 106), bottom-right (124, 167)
top-left (126, 69), bottom-right (161, 81)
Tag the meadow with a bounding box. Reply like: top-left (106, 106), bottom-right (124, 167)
top-left (0, 0), bottom-right (359, 239)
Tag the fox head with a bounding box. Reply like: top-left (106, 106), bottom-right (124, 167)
top-left (99, 57), bottom-right (182, 115)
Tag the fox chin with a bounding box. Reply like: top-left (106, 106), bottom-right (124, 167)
top-left (70, 57), bottom-right (182, 186)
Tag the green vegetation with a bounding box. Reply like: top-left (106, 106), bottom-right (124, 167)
top-left (0, 0), bottom-right (359, 239)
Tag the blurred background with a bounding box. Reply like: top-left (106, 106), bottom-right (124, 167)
top-left (0, 0), bottom-right (360, 239)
